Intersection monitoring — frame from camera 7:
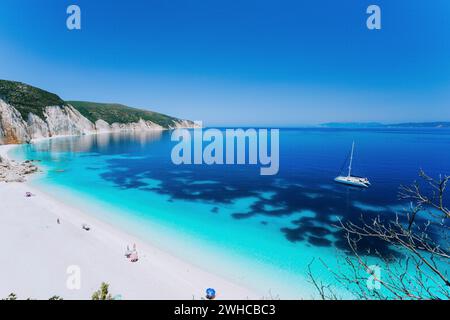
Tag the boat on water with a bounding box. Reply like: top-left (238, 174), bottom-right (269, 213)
top-left (334, 141), bottom-right (370, 188)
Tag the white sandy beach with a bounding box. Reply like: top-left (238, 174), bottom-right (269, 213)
top-left (0, 144), bottom-right (259, 300)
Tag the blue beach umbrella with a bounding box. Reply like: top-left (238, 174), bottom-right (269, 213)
top-left (205, 288), bottom-right (216, 300)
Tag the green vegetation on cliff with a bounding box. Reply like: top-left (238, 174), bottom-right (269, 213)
top-left (68, 101), bottom-right (178, 127)
top-left (0, 79), bottom-right (186, 128)
top-left (0, 80), bottom-right (65, 119)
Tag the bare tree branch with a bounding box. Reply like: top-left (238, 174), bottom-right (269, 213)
top-left (309, 171), bottom-right (450, 300)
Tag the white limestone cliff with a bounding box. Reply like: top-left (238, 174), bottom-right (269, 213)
top-left (0, 99), bottom-right (30, 144)
top-left (0, 98), bottom-right (196, 145)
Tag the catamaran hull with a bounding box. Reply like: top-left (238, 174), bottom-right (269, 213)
top-left (334, 176), bottom-right (370, 188)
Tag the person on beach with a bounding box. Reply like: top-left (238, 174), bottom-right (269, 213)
top-left (125, 245), bottom-right (132, 258)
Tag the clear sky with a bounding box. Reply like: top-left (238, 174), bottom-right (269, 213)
top-left (0, 0), bottom-right (449, 126)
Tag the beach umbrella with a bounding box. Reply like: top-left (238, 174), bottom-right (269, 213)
top-left (206, 288), bottom-right (216, 300)
top-left (130, 252), bottom-right (139, 262)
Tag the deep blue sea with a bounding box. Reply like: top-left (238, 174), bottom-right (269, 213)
top-left (11, 128), bottom-right (450, 298)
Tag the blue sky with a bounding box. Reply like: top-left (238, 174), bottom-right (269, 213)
top-left (0, 0), bottom-right (449, 125)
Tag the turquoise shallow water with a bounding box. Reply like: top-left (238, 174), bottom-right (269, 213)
top-left (10, 128), bottom-right (450, 298)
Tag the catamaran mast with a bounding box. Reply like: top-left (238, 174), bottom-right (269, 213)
top-left (348, 141), bottom-right (354, 177)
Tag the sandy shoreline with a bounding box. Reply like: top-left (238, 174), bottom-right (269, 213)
top-left (0, 144), bottom-right (259, 300)
top-left (0, 144), bottom-right (16, 159)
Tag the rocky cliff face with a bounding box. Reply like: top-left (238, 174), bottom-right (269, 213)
top-left (0, 99), bottom-right (30, 144)
top-left (0, 98), bottom-right (196, 145)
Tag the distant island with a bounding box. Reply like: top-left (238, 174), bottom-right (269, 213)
top-left (320, 122), bottom-right (450, 129)
top-left (0, 80), bottom-right (196, 145)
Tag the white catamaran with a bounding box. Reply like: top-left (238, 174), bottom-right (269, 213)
top-left (334, 142), bottom-right (370, 188)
